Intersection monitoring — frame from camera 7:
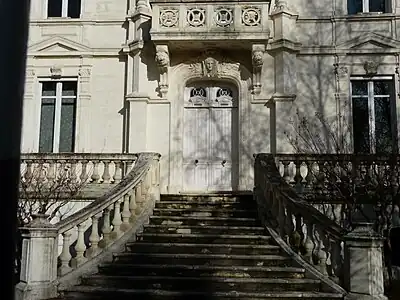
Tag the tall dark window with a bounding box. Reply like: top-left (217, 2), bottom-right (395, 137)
top-left (348, 0), bottom-right (389, 14)
top-left (351, 79), bottom-right (396, 154)
top-left (47, 0), bottom-right (81, 18)
top-left (39, 81), bottom-right (77, 153)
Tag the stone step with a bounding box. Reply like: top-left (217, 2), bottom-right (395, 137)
top-left (113, 252), bottom-right (291, 266)
top-left (153, 208), bottom-right (258, 218)
top-left (126, 242), bottom-right (281, 255)
top-left (81, 275), bottom-right (321, 293)
top-left (149, 215), bottom-right (259, 226)
top-left (155, 200), bottom-right (255, 210)
top-left (97, 264), bottom-right (306, 279)
top-left (59, 286), bottom-right (343, 300)
top-left (160, 194), bottom-right (253, 202)
top-left (142, 224), bottom-right (266, 235)
top-left (136, 233), bottom-right (272, 244)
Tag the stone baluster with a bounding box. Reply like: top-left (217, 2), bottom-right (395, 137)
top-left (293, 159), bottom-right (302, 187)
top-left (91, 160), bottom-right (100, 183)
top-left (125, 160), bottom-right (134, 176)
top-left (37, 160), bottom-right (46, 182)
top-left (282, 161), bottom-right (290, 183)
top-left (121, 193), bottom-right (132, 231)
top-left (304, 161), bottom-right (314, 188)
top-left (111, 198), bottom-right (123, 238)
top-left (135, 183), bottom-right (144, 215)
top-left (285, 205), bottom-right (295, 245)
top-left (47, 161), bottom-right (56, 182)
top-left (99, 205), bottom-right (113, 248)
top-left (113, 160), bottom-right (123, 183)
top-left (317, 161), bottom-right (326, 188)
top-left (292, 214), bottom-right (303, 253)
top-left (24, 160), bottom-right (33, 181)
top-left (69, 159), bottom-right (78, 182)
top-left (278, 195), bottom-right (286, 238)
top-left (58, 160), bottom-right (67, 179)
top-left (154, 159), bottom-right (161, 201)
top-left (315, 228), bottom-right (328, 275)
top-left (129, 188), bottom-right (137, 220)
top-left (87, 213), bottom-right (102, 258)
top-left (102, 160), bottom-right (111, 183)
top-left (58, 230), bottom-right (73, 275)
top-left (71, 223), bottom-right (87, 268)
top-left (80, 160), bottom-right (89, 183)
top-left (330, 239), bottom-right (343, 281)
top-left (303, 222), bottom-right (315, 264)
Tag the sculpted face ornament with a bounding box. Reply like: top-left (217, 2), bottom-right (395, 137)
top-left (202, 57), bottom-right (218, 77)
top-left (155, 51), bottom-right (169, 69)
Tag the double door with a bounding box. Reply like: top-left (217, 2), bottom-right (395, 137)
top-left (183, 83), bottom-right (239, 192)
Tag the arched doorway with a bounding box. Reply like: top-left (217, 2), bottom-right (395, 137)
top-left (182, 81), bottom-right (239, 192)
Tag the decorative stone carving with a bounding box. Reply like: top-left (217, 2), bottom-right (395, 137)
top-left (160, 8), bottom-right (179, 28)
top-left (274, 0), bottom-right (289, 11)
top-left (188, 52), bottom-right (240, 79)
top-left (187, 8), bottom-right (206, 27)
top-left (26, 69), bottom-right (35, 77)
top-left (78, 67), bottom-right (92, 100)
top-left (241, 7), bottom-right (261, 26)
top-left (155, 45), bottom-right (170, 98)
top-left (334, 64), bottom-right (348, 78)
top-left (363, 61), bottom-right (379, 76)
top-left (188, 87), bottom-right (208, 106)
top-left (252, 44), bottom-right (265, 95)
top-left (215, 7), bottom-right (233, 27)
top-left (50, 66), bottom-right (62, 78)
top-left (78, 68), bottom-right (91, 77)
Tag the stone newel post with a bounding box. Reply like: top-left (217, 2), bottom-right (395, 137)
top-left (15, 214), bottom-right (59, 300)
top-left (344, 222), bottom-right (388, 300)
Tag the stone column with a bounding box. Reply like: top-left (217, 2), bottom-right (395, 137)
top-left (15, 215), bottom-right (59, 300)
top-left (343, 223), bottom-right (388, 300)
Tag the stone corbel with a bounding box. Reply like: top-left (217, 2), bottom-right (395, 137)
top-left (363, 60), bottom-right (379, 77)
top-left (155, 45), bottom-right (170, 98)
top-left (252, 44), bottom-right (265, 95)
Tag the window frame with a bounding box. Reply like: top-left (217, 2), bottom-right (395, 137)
top-left (350, 76), bottom-right (397, 154)
top-left (38, 79), bottom-right (78, 153)
top-left (46, 0), bottom-right (82, 19)
top-left (347, 0), bottom-right (391, 14)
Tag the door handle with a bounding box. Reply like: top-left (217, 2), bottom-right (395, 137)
top-left (194, 159), bottom-right (199, 166)
top-left (222, 160), bottom-right (226, 166)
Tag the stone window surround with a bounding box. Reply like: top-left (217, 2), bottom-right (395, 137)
top-left (24, 64), bottom-right (92, 153)
top-left (340, 0), bottom-right (394, 15)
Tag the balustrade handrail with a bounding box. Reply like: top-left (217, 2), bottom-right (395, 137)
top-left (274, 153), bottom-right (400, 163)
top-left (55, 152), bottom-right (159, 234)
top-left (20, 153), bottom-right (138, 161)
top-left (256, 154), bottom-right (346, 240)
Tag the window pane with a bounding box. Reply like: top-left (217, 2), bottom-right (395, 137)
top-left (42, 82), bottom-right (57, 96)
top-left (351, 81), bottom-right (368, 96)
top-left (68, 0), bottom-right (81, 18)
top-left (39, 99), bottom-right (56, 153)
top-left (352, 98), bottom-right (370, 153)
top-left (374, 80), bottom-right (390, 96)
top-left (47, 0), bottom-right (62, 17)
top-left (370, 0), bottom-right (386, 12)
top-left (348, 0), bottom-right (363, 14)
top-left (375, 97), bottom-right (394, 153)
top-left (59, 99), bottom-right (76, 152)
top-left (62, 81), bottom-right (77, 96)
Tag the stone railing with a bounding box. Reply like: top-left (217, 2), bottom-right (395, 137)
top-left (15, 152), bottom-right (161, 300)
top-left (254, 153), bottom-right (388, 299)
top-left (20, 153), bottom-right (138, 186)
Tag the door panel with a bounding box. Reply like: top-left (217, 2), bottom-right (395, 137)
top-left (183, 83), bottom-right (238, 192)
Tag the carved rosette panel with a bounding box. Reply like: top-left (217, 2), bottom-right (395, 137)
top-left (187, 8), bottom-right (206, 27)
top-left (214, 7), bottom-right (233, 27)
top-left (241, 6), bottom-right (261, 27)
top-left (78, 68), bottom-right (92, 101)
top-left (160, 8), bottom-right (179, 28)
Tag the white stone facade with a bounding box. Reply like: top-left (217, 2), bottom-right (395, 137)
top-left (22, 0), bottom-right (400, 194)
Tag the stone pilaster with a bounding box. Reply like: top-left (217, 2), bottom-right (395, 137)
top-left (343, 223), bottom-right (388, 300)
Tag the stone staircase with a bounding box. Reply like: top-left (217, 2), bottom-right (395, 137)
top-left (57, 194), bottom-right (343, 299)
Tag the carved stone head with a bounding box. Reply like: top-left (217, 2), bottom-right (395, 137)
top-left (202, 57), bottom-right (218, 77)
top-left (155, 50), bottom-right (170, 69)
top-left (363, 61), bottom-right (379, 76)
top-left (252, 51), bottom-right (264, 68)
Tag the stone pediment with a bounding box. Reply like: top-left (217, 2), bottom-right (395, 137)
top-left (337, 33), bottom-right (400, 52)
top-left (28, 36), bottom-right (91, 54)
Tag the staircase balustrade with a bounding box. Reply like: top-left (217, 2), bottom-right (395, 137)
top-left (15, 152), bottom-right (161, 300)
top-left (254, 153), bottom-right (389, 299)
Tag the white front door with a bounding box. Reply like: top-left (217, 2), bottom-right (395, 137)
top-left (183, 83), bottom-right (239, 192)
